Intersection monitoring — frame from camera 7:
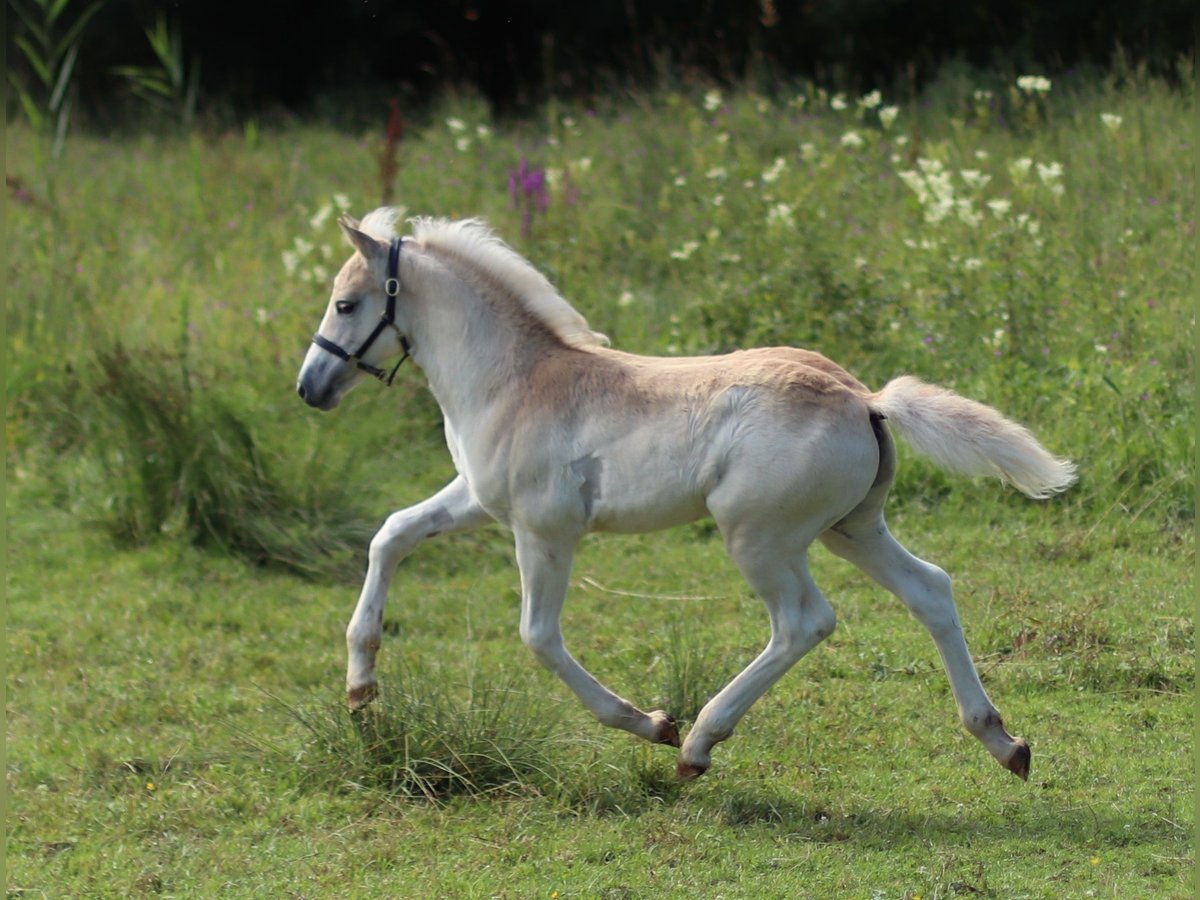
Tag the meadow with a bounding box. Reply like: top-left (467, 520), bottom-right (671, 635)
top-left (6, 62), bottom-right (1195, 897)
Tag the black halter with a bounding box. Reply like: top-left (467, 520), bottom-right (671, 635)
top-left (311, 237), bottom-right (411, 386)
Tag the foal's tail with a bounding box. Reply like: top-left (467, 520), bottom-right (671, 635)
top-left (869, 376), bottom-right (1077, 499)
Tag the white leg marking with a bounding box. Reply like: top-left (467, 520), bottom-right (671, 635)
top-left (346, 475), bottom-right (491, 706)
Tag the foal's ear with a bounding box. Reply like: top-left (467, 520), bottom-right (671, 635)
top-left (337, 214), bottom-right (387, 263)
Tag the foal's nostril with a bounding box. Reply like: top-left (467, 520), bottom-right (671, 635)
top-left (297, 383), bottom-right (307, 401)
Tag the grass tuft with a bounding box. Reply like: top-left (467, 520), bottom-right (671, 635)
top-left (89, 343), bottom-right (375, 580)
top-left (277, 674), bottom-right (569, 802)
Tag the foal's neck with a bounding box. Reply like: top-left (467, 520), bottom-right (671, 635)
top-left (410, 265), bottom-right (567, 421)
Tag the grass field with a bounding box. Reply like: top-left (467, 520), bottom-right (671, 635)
top-left (6, 63), bottom-right (1195, 897)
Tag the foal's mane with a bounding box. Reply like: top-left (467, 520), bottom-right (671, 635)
top-left (360, 208), bottom-right (607, 350)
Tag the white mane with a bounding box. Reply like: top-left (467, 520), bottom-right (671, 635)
top-left (360, 208), bottom-right (607, 350)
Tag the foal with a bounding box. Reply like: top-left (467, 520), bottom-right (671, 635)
top-left (297, 209), bottom-right (1076, 780)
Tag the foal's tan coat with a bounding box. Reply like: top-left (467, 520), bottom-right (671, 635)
top-left (297, 212), bottom-right (1075, 780)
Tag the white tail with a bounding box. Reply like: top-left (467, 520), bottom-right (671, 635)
top-left (870, 375), bottom-right (1077, 499)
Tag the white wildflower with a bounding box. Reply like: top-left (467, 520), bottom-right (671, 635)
top-left (476, 124), bottom-right (493, 139)
top-left (878, 105), bottom-right (899, 129)
top-left (789, 94), bottom-right (807, 110)
top-left (800, 142), bottom-right (818, 161)
top-left (570, 157), bottom-right (592, 175)
top-left (830, 93), bottom-right (848, 111)
top-left (1008, 157), bottom-right (1033, 182)
top-left (761, 157), bottom-right (787, 183)
top-left (959, 169), bottom-right (992, 190)
top-left (618, 290), bottom-right (635, 308)
top-left (1016, 75), bottom-right (1052, 93)
top-left (963, 257), bottom-right (984, 271)
top-left (292, 237), bottom-right (315, 257)
top-left (282, 250), bottom-right (299, 275)
top-left (859, 90), bottom-right (882, 109)
top-left (923, 199), bottom-right (953, 224)
top-left (956, 199), bottom-right (982, 228)
top-left (332, 193), bottom-right (352, 211)
top-left (974, 149), bottom-right (989, 160)
top-left (705, 166), bottom-right (728, 180)
top-left (840, 130), bottom-right (864, 149)
top-left (445, 117), bottom-right (467, 132)
top-left (1036, 161), bottom-right (1064, 184)
top-left (917, 157), bottom-right (945, 175)
top-left (925, 170), bottom-right (954, 203)
top-left (1094, 343), bottom-right (1108, 353)
top-left (766, 202), bottom-right (795, 228)
top-left (897, 170), bottom-right (928, 202)
top-left (712, 194), bottom-right (724, 207)
top-left (545, 168), bottom-right (563, 189)
top-left (673, 174), bottom-right (687, 188)
top-left (703, 89), bottom-right (723, 111)
top-left (561, 115), bottom-right (576, 128)
top-left (670, 240), bottom-right (700, 260)
top-left (986, 199), bottom-right (1012, 217)
top-left (716, 132), bottom-right (730, 145)
top-left (308, 204), bottom-right (333, 230)
top-left (455, 137), bottom-right (472, 152)
top-left (1100, 113), bottom-right (1122, 133)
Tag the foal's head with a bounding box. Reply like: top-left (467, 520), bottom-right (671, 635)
top-left (296, 212), bottom-right (411, 410)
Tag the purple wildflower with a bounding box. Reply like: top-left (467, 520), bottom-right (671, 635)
top-left (509, 157), bottom-right (550, 237)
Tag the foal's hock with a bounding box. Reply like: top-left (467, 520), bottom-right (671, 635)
top-left (297, 209), bottom-right (1076, 780)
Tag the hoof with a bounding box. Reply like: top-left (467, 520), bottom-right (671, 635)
top-left (347, 682), bottom-right (378, 711)
top-left (651, 711), bottom-right (681, 748)
top-left (1004, 738), bottom-right (1031, 781)
top-left (676, 759), bottom-right (708, 781)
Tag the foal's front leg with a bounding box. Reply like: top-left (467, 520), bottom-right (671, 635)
top-left (346, 475), bottom-right (491, 708)
top-left (514, 530), bottom-right (680, 746)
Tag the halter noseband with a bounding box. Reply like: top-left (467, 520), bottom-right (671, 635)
top-left (311, 237), bottom-right (411, 386)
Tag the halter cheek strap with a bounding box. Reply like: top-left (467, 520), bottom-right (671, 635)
top-left (311, 237), bottom-right (411, 386)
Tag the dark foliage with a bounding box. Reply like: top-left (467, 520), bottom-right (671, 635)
top-left (7, 0), bottom-right (1193, 124)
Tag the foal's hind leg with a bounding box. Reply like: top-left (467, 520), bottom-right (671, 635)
top-left (678, 531), bottom-right (836, 779)
top-left (820, 512), bottom-right (1031, 779)
top-left (346, 475), bottom-right (491, 708)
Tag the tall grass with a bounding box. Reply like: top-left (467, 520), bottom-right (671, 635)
top-left (88, 343), bottom-right (376, 579)
top-left (5, 65), bottom-right (1193, 575)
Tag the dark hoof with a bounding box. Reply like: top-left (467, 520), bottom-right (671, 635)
top-left (347, 682), bottom-right (379, 711)
top-left (1005, 738), bottom-right (1031, 781)
top-left (676, 759), bottom-right (708, 781)
top-left (653, 712), bottom-right (681, 748)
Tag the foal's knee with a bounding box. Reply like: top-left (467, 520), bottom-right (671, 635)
top-left (368, 513), bottom-right (420, 570)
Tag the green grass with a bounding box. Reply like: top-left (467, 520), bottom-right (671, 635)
top-left (6, 65), bottom-right (1195, 896)
top-left (6, 490), bottom-right (1192, 896)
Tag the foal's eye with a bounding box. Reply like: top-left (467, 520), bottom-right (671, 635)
top-left (335, 300), bottom-right (358, 315)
